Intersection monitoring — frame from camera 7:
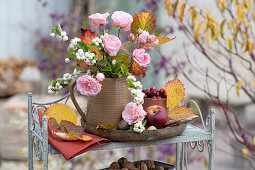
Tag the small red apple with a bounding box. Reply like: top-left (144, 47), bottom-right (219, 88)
top-left (150, 90), bottom-right (157, 96)
top-left (146, 105), bottom-right (168, 128)
top-left (159, 88), bottom-right (165, 95)
top-left (157, 96), bottom-right (162, 99)
top-left (150, 86), bottom-right (157, 91)
top-left (152, 96), bottom-right (157, 99)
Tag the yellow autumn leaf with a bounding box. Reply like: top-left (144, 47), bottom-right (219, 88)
top-left (165, 76), bottom-right (185, 108)
top-left (165, 0), bottom-right (172, 16)
top-left (252, 80), bottom-right (255, 85)
top-left (45, 103), bottom-right (77, 124)
top-left (253, 11), bottom-right (255, 21)
top-left (179, 1), bottom-right (186, 22)
top-left (237, 5), bottom-right (245, 20)
top-left (226, 38), bottom-right (232, 51)
top-left (204, 29), bottom-right (212, 46)
top-left (195, 22), bottom-right (205, 42)
top-left (236, 80), bottom-right (244, 96)
top-left (152, 36), bottom-right (175, 47)
top-left (168, 106), bottom-right (198, 121)
top-left (211, 22), bottom-right (220, 40)
top-left (242, 148), bottom-right (249, 158)
top-left (253, 137), bottom-right (255, 146)
top-left (248, 42), bottom-right (254, 54)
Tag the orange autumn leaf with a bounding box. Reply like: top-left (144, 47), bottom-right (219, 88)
top-left (151, 36), bottom-right (175, 47)
top-left (49, 117), bottom-right (92, 141)
top-left (45, 103), bottom-right (77, 124)
top-left (97, 124), bottom-right (117, 130)
top-left (165, 76), bottom-right (185, 108)
top-left (79, 29), bottom-right (103, 68)
top-left (168, 106), bottom-right (198, 121)
top-left (131, 12), bottom-right (157, 34)
top-left (130, 61), bottom-right (147, 77)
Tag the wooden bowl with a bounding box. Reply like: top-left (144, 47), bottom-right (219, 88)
top-left (143, 98), bottom-right (167, 111)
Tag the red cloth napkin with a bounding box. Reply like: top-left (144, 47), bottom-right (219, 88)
top-left (38, 109), bottom-right (111, 160)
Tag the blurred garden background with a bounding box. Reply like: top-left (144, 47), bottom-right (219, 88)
top-left (0, 0), bottom-right (255, 169)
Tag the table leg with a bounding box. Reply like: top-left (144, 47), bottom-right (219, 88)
top-left (176, 143), bottom-right (182, 170)
top-left (42, 116), bottom-right (48, 170)
top-left (208, 140), bottom-right (215, 170)
top-left (27, 93), bottom-right (34, 170)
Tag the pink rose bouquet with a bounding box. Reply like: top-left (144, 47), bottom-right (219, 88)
top-left (47, 11), bottom-right (173, 132)
top-left (122, 102), bottom-right (147, 125)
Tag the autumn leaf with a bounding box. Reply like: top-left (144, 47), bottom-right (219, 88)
top-left (130, 61), bottom-right (147, 77)
top-left (165, 75), bottom-right (185, 108)
top-left (151, 36), bottom-right (175, 47)
top-left (168, 106), bottom-right (198, 121)
top-left (165, 0), bottom-right (172, 16)
top-left (248, 41), bottom-right (254, 54)
top-left (80, 28), bottom-right (99, 46)
top-left (45, 103), bottom-right (77, 124)
top-left (236, 80), bottom-right (244, 96)
top-left (49, 117), bottom-right (92, 141)
top-left (131, 12), bottom-right (157, 34)
top-left (242, 148), bottom-right (249, 158)
top-left (97, 124), bottom-right (117, 130)
top-left (113, 53), bottom-right (130, 67)
top-left (179, 1), bottom-right (186, 22)
top-left (195, 22), bottom-right (205, 42)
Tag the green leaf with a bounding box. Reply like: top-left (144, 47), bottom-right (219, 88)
top-left (77, 42), bottom-right (88, 52)
top-left (56, 24), bottom-right (62, 35)
top-left (99, 59), bottom-right (108, 66)
top-left (120, 64), bottom-right (128, 73)
top-left (102, 66), bottom-right (112, 71)
top-left (51, 80), bottom-right (57, 86)
top-left (142, 119), bottom-right (147, 127)
top-left (131, 12), bottom-right (157, 34)
top-left (113, 62), bottom-right (121, 71)
top-left (220, 20), bottom-right (226, 38)
top-left (67, 47), bottom-right (74, 55)
top-left (113, 53), bottom-right (130, 67)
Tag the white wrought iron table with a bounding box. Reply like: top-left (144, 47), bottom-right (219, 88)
top-left (27, 92), bottom-right (215, 170)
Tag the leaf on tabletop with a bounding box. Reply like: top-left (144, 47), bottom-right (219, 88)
top-left (131, 12), bottom-right (157, 34)
top-left (97, 124), bottom-right (117, 130)
top-left (48, 117), bottom-right (61, 129)
top-left (165, 75), bottom-right (185, 108)
top-left (130, 61), bottom-right (147, 77)
top-left (168, 106), bottom-right (198, 121)
top-left (44, 103), bottom-right (77, 124)
top-left (151, 36), bottom-right (175, 47)
top-left (236, 80), bottom-right (244, 96)
top-left (60, 120), bottom-right (83, 137)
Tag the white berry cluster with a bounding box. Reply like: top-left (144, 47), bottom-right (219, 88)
top-left (75, 49), bottom-right (97, 66)
top-left (92, 37), bottom-right (102, 46)
top-left (63, 73), bottom-right (72, 84)
top-left (48, 82), bottom-right (63, 94)
top-left (127, 76), bottom-right (144, 105)
top-left (73, 68), bottom-right (81, 78)
top-left (100, 32), bottom-right (109, 40)
top-left (133, 121), bottom-right (145, 133)
top-left (50, 31), bottom-right (68, 41)
top-left (69, 37), bottom-right (81, 50)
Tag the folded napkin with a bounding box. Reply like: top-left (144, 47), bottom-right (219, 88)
top-left (38, 109), bottom-right (111, 160)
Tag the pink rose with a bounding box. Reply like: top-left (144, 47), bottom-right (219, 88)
top-left (111, 11), bottom-right (133, 31)
top-left (76, 75), bottom-right (102, 96)
top-left (89, 12), bottom-right (110, 29)
top-left (122, 102), bottom-right (147, 125)
top-left (137, 28), bottom-right (143, 34)
top-left (133, 49), bottom-right (151, 67)
top-left (137, 30), bottom-right (150, 43)
top-left (136, 30), bottom-right (158, 50)
top-left (96, 73), bottom-right (105, 82)
top-left (103, 35), bottom-right (121, 56)
top-left (128, 33), bottom-right (135, 41)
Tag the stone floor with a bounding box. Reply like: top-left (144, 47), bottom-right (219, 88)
top-left (0, 95), bottom-right (254, 170)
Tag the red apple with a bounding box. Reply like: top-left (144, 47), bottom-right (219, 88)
top-left (157, 96), bottom-right (162, 99)
top-left (146, 105), bottom-right (168, 128)
top-left (150, 90), bottom-right (157, 96)
top-left (159, 88), bottom-right (165, 95)
top-left (150, 86), bottom-right (157, 91)
top-left (152, 96), bottom-right (157, 99)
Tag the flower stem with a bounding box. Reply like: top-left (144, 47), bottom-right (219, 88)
top-left (118, 29), bottom-right (120, 38)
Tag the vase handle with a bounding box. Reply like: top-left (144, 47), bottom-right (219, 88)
top-left (69, 81), bottom-right (87, 123)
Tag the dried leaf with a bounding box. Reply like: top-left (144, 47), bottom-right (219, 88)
top-left (179, 2), bottom-right (186, 22)
top-left (130, 61), bottom-right (147, 77)
top-left (131, 12), bottom-right (157, 34)
top-left (151, 36), bottom-right (175, 47)
top-left (165, 76), bottom-right (185, 108)
top-left (236, 80), bottom-right (244, 96)
top-left (195, 22), bottom-right (205, 42)
top-left (60, 120), bottom-right (83, 137)
top-left (97, 124), bottom-right (117, 130)
top-left (242, 148), bottom-right (249, 158)
top-left (165, 0), bottom-right (172, 16)
top-left (45, 103), bottom-right (77, 124)
top-left (248, 41), bottom-right (254, 54)
top-left (168, 106), bottom-right (198, 121)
